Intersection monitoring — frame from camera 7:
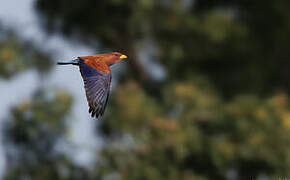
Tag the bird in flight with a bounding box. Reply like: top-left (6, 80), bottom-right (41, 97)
top-left (57, 52), bottom-right (127, 118)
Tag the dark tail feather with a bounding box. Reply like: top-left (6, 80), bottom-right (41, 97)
top-left (57, 59), bottom-right (79, 65)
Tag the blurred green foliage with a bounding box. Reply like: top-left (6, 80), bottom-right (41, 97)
top-left (4, 90), bottom-right (84, 180)
top-left (98, 81), bottom-right (290, 179)
top-left (1, 0), bottom-right (290, 179)
top-left (0, 29), bottom-right (52, 79)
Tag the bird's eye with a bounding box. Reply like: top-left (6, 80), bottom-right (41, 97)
top-left (114, 54), bottom-right (119, 57)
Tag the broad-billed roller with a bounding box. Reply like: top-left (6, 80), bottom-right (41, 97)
top-left (57, 52), bottom-right (127, 118)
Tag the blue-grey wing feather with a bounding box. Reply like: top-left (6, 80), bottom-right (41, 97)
top-left (79, 60), bottom-right (112, 118)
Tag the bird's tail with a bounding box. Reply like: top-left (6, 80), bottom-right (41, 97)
top-left (57, 59), bottom-right (79, 65)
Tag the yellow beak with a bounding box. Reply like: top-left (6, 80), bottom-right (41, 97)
top-left (120, 54), bottom-right (128, 59)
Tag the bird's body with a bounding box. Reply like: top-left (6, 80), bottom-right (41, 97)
top-left (57, 52), bottom-right (127, 118)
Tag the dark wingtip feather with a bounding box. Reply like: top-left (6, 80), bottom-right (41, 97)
top-left (89, 106), bottom-right (102, 119)
top-left (91, 110), bottom-right (95, 118)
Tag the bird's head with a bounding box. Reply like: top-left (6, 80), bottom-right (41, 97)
top-left (104, 52), bottom-right (128, 66)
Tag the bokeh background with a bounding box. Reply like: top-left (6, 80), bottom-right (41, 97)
top-left (0, 0), bottom-right (290, 179)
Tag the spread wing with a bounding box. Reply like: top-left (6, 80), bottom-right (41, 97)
top-left (79, 60), bottom-right (112, 118)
